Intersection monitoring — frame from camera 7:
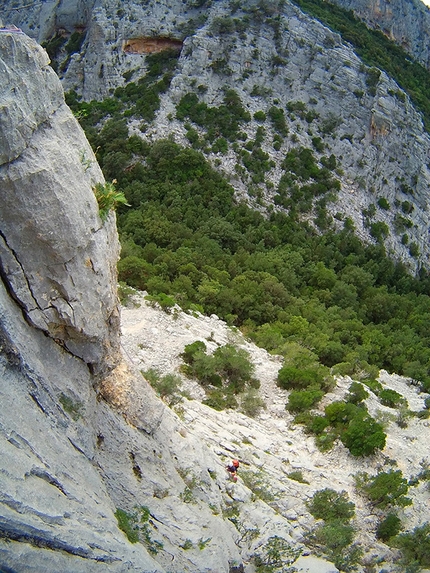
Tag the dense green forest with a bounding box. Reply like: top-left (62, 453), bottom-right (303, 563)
top-left (79, 117), bottom-right (430, 393)
top-left (66, 0), bottom-right (430, 398)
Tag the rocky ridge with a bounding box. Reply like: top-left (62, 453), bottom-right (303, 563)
top-left (330, 0), bottom-right (430, 69)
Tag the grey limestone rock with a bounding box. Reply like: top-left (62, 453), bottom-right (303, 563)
top-left (0, 31), bottom-right (121, 377)
top-left (330, 0), bottom-right (430, 69)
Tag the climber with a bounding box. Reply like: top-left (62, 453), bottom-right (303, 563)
top-left (226, 459), bottom-right (240, 481)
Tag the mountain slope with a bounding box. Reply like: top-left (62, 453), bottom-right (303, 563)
top-left (3, 0), bottom-right (430, 272)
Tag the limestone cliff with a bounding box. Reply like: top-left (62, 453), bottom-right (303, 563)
top-left (2, 29), bottom-right (345, 573)
top-left (0, 29), bottom-right (120, 377)
top-left (330, 0), bottom-right (430, 70)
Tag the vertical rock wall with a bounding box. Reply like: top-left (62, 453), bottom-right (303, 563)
top-left (0, 31), bottom-right (121, 376)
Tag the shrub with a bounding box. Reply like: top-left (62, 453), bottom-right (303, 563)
top-left (355, 470), bottom-right (412, 509)
top-left (181, 340), bottom-right (207, 364)
top-left (305, 414), bottom-right (330, 435)
top-left (393, 523), bottom-right (430, 570)
top-left (115, 508), bottom-right (139, 543)
top-left (240, 388), bottom-right (266, 417)
top-left (340, 415), bottom-right (386, 456)
top-left (305, 521), bottom-right (361, 571)
top-left (324, 401), bottom-right (361, 428)
top-left (346, 381), bottom-right (369, 405)
top-left (287, 471), bottom-right (309, 484)
top-left (59, 393), bottom-right (83, 421)
top-left (409, 242), bottom-right (419, 257)
top-left (203, 388), bottom-right (238, 410)
top-left (370, 221), bottom-right (389, 241)
top-left (376, 513), bottom-right (402, 541)
top-left (268, 106), bottom-right (288, 136)
top-left (307, 489), bottom-right (355, 522)
top-left (254, 110), bottom-right (267, 122)
top-left (310, 520), bottom-right (355, 549)
top-left (145, 292), bottom-right (176, 312)
top-left (150, 372), bottom-right (182, 402)
top-left (253, 536), bottom-right (302, 572)
top-left (286, 389), bottom-right (324, 413)
top-left (93, 180), bottom-right (130, 221)
top-left (277, 365), bottom-right (325, 390)
top-left (377, 197), bottom-right (390, 210)
top-left (65, 31), bottom-right (85, 55)
top-left (213, 344), bottom-right (255, 392)
top-left (379, 388), bottom-right (405, 408)
top-left (240, 469), bottom-right (275, 502)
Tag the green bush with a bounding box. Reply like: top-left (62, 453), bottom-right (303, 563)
top-left (268, 106), bottom-right (288, 136)
top-left (145, 292), bottom-right (176, 312)
top-left (346, 381), bottom-right (369, 405)
top-left (307, 489), bottom-right (355, 522)
top-left (340, 415), bottom-right (386, 456)
top-left (287, 471), bottom-right (309, 484)
top-left (148, 372), bottom-right (182, 403)
top-left (212, 344), bottom-right (255, 392)
top-left (240, 469), bottom-right (275, 502)
top-left (286, 389), bottom-right (324, 413)
top-left (181, 340), bottom-right (207, 364)
top-left (379, 388), bottom-right (405, 408)
top-left (253, 536), bottom-right (302, 572)
top-left (324, 401), bottom-right (360, 428)
top-left (240, 388), bottom-right (266, 417)
top-left (370, 221), bottom-right (389, 242)
top-left (115, 508), bottom-right (139, 543)
top-left (277, 365), bottom-right (325, 390)
top-left (355, 470), bottom-right (412, 509)
top-left (393, 523), bottom-right (430, 570)
top-left (376, 513), bottom-right (402, 541)
top-left (377, 197), bottom-right (390, 210)
top-left (306, 521), bottom-right (361, 571)
top-left (59, 393), bottom-right (83, 421)
top-left (93, 180), bottom-right (129, 221)
top-left (254, 110), bottom-right (267, 122)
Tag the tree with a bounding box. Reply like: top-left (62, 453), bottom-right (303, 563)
top-left (355, 470), bottom-right (412, 509)
top-left (118, 256), bottom-right (152, 289)
top-left (213, 344), bottom-right (255, 392)
top-left (341, 415), bottom-right (386, 456)
top-left (307, 489), bottom-right (355, 522)
top-left (393, 523), bottom-right (430, 570)
top-left (376, 513), bottom-right (402, 541)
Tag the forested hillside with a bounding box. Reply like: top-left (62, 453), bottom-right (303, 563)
top-left (64, 0), bottom-right (430, 398)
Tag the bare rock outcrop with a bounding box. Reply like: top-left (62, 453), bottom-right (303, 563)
top-left (0, 31), bottom-right (165, 571)
top-left (0, 31), bottom-right (120, 376)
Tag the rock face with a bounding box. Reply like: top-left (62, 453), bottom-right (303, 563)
top-left (330, 0), bottom-right (430, 69)
top-left (0, 30), bottom-right (121, 376)
top-left (120, 291), bottom-right (430, 573)
top-left (1, 15), bottom-right (430, 573)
